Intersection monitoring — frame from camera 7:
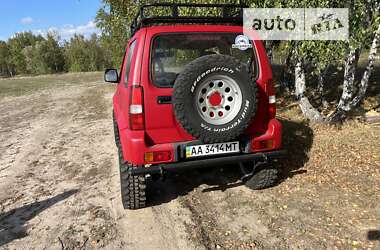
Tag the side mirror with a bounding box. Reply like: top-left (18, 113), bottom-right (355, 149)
top-left (104, 69), bottom-right (119, 83)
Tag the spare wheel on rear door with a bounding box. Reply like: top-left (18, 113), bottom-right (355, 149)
top-left (173, 54), bottom-right (258, 143)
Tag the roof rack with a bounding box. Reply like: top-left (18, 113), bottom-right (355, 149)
top-left (130, 3), bottom-right (248, 36)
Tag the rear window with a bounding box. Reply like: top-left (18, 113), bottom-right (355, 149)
top-left (150, 33), bottom-right (256, 88)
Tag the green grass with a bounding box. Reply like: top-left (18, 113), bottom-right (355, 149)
top-left (0, 72), bottom-right (104, 99)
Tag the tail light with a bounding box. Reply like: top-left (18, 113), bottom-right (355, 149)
top-left (144, 151), bottom-right (171, 163)
top-left (266, 79), bottom-right (276, 119)
top-left (252, 139), bottom-right (274, 151)
top-left (129, 86), bottom-right (144, 130)
top-left (268, 95), bottom-right (276, 119)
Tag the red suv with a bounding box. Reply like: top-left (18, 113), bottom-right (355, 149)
top-left (105, 3), bottom-right (286, 209)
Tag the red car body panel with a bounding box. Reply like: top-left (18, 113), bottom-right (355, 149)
top-left (113, 25), bottom-right (282, 165)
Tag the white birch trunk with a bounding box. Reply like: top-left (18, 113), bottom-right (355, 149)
top-left (327, 48), bottom-right (360, 123)
top-left (328, 23), bottom-right (380, 123)
top-left (295, 60), bottom-right (324, 123)
top-left (335, 48), bottom-right (360, 111)
top-left (350, 23), bottom-right (380, 107)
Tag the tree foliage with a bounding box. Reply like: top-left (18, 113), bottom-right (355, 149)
top-left (22, 32), bottom-right (65, 75)
top-left (7, 32), bottom-right (44, 75)
top-left (64, 34), bottom-right (111, 72)
top-left (0, 41), bottom-right (13, 77)
top-left (0, 31), bottom-right (111, 77)
top-left (95, 0), bottom-right (243, 67)
top-left (288, 0), bottom-right (380, 123)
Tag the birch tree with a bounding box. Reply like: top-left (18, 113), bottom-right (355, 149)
top-left (328, 22), bottom-right (380, 122)
top-left (292, 0), bottom-right (380, 123)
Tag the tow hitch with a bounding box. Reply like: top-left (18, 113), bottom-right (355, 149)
top-left (239, 153), bottom-right (269, 181)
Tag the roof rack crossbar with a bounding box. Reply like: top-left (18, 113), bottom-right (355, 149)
top-left (130, 3), bottom-right (248, 36)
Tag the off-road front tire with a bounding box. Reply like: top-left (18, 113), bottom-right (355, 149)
top-left (244, 168), bottom-right (279, 190)
top-left (114, 111), bottom-right (146, 209)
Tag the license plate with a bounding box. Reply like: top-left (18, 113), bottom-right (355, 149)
top-left (185, 141), bottom-right (239, 158)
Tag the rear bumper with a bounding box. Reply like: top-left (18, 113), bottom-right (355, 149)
top-left (131, 149), bottom-right (286, 176)
top-left (119, 118), bottom-right (283, 165)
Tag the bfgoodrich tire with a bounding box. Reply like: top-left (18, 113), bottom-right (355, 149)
top-left (173, 54), bottom-right (258, 143)
top-left (114, 111), bottom-right (146, 209)
top-left (118, 155), bottom-right (147, 209)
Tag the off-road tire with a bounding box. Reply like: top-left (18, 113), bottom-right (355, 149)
top-left (113, 111), bottom-right (120, 146)
top-left (113, 111), bottom-right (146, 209)
top-left (173, 54), bottom-right (258, 143)
top-left (245, 168), bottom-right (279, 190)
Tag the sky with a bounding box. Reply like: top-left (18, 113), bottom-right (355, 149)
top-left (0, 0), bottom-right (102, 41)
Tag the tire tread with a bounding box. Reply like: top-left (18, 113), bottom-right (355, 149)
top-left (113, 111), bottom-right (146, 209)
top-left (173, 54), bottom-right (258, 143)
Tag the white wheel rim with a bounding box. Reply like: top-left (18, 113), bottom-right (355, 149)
top-left (195, 75), bottom-right (242, 125)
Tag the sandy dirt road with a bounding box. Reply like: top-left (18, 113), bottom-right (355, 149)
top-left (0, 73), bottom-right (379, 249)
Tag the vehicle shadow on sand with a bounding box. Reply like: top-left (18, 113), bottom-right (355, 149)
top-left (0, 189), bottom-right (78, 247)
top-left (148, 119), bottom-right (314, 207)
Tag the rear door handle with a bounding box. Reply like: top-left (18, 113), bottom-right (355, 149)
top-left (157, 96), bottom-right (172, 104)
